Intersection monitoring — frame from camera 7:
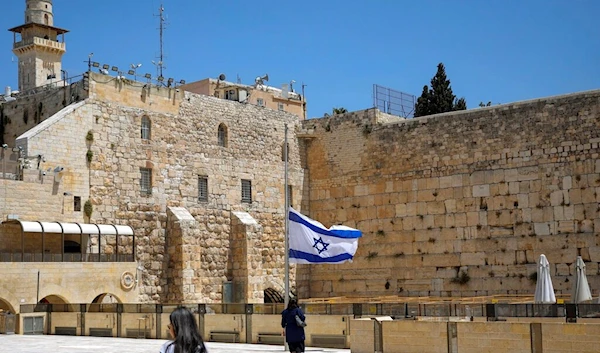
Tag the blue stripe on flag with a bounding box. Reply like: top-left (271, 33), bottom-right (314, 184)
top-left (288, 210), bottom-right (362, 239)
top-left (289, 249), bottom-right (354, 263)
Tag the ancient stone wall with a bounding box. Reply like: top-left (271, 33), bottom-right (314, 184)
top-left (165, 207), bottom-right (202, 303)
top-left (299, 91), bottom-right (600, 298)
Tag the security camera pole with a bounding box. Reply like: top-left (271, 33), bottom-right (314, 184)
top-left (1, 144), bottom-right (8, 180)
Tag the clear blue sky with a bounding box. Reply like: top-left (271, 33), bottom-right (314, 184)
top-left (1, 0), bottom-right (599, 118)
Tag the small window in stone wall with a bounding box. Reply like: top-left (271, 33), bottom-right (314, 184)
top-left (218, 123), bottom-right (228, 147)
top-left (141, 116), bottom-right (151, 140)
top-left (198, 176), bottom-right (208, 202)
top-left (278, 102), bottom-right (284, 111)
top-left (140, 168), bottom-right (152, 195)
top-left (257, 98), bottom-right (264, 107)
top-left (74, 196), bottom-right (81, 212)
top-left (241, 179), bottom-right (252, 203)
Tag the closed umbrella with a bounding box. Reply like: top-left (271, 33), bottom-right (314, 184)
top-left (572, 256), bottom-right (592, 303)
top-left (534, 254), bottom-right (556, 304)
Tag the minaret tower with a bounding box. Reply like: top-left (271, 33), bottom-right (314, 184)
top-left (9, 0), bottom-right (69, 92)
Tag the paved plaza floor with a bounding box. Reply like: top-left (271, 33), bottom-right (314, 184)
top-left (1, 334), bottom-right (351, 353)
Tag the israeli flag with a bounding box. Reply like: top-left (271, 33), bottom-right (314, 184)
top-left (288, 207), bottom-right (362, 264)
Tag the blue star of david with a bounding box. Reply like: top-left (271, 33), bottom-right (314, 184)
top-left (312, 237), bottom-right (330, 254)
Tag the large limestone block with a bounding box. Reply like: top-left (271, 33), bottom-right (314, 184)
top-left (472, 184), bottom-right (490, 197)
top-left (460, 252), bottom-right (487, 266)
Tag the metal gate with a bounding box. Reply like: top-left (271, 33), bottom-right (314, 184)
top-left (23, 316), bottom-right (44, 335)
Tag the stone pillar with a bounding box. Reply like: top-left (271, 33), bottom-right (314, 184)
top-left (166, 207), bottom-right (201, 303)
top-left (230, 211), bottom-right (264, 303)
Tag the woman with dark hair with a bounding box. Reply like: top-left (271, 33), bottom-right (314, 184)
top-left (281, 299), bottom-right (306, 353)
top-left (160, 306), bottom-right (207, 353)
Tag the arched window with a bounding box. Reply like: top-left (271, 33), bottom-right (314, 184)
top-left (217, 123), bottom-right (228, 147)
top-left (141, 116), bottom-right (151, 140)
top-left (44, 14), bottom-right (49, 25)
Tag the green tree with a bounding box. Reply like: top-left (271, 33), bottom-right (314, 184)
top-left (414, 86), bottom-right (431, 117)
top-left (332, 107), bottom-right (348, 115)
top-left (325, 107), bottom-right (348, 117)
top-left (414, 63), bottom-right (467, 117)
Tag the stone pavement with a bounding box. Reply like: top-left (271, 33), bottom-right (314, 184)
top-left (0, 335), bottom-right (351, 353)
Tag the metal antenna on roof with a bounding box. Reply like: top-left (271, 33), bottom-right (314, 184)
top-left (153, 2), bottom-right (168, 79)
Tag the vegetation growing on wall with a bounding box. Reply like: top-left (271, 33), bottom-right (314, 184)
top-left (84, 200), bottom-right (93, 218)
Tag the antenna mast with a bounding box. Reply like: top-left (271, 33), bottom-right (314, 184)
top-left (154, 2), bottom-right (167, 78)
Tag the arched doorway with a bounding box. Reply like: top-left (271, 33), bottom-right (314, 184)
top-left (0, 297), bottom-right (16, 314)
top-left (91, 293), bottom-right (121, 304)
top-left (64, 240), bottom-right (81, 253)
top-left (264, 288), bottom-right (284, 303)
top-left (38, 295), bottom-right (68, 304)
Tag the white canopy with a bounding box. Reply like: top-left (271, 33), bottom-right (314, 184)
top-left (572, 256), bottom-right (593, 303)
top-left (534, 254), bottom-right (556, 304)
top-left (1, 220), bottom-right (134, 236)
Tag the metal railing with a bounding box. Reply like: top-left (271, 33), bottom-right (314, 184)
top-left (18, 302), bottom-right (600, 319)
top-left (0, 252), bottom-right (134, 262)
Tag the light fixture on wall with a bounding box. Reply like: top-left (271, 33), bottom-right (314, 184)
top-left (53, 166), bottom-right (64, 183)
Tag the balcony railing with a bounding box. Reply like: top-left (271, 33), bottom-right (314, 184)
top-left (13, 37), bottom-right (66, 51)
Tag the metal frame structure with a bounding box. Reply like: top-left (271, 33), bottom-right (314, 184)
top-left (0, 220), bottom-right (134, 262)
top-left (372, 84), bottom-right (416, 119)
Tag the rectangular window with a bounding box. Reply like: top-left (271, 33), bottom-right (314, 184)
top-left (241, 179), bottom-right (252, 203)
top-left (278, 102), bottom-right (284, 111)
top-left (140, 168), bottom-right (152, 195)
top-left (198, 176), bottom-right (208, 202)
top-left (257, 98), bottom-right (264, 107)
top-left (74, 196), bottom-right (81, 212)
top-left (141, 116), bottom-right (151, 140)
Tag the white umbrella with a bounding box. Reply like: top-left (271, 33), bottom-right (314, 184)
top-left (572, 256), bottom-right (593, 303)
top-left (534, 254), bottom-right (556, 304)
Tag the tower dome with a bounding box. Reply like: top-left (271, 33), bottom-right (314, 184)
top-left (25, 0), bottom-right (53, 26)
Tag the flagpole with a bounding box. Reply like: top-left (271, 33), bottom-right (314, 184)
top-left (283, 123), bottom-right (290, 352)
top-left (284, 123), bottom-right (289, 305)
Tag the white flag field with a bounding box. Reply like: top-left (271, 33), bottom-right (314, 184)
top-left (288, 207), bottom-right (362, 264)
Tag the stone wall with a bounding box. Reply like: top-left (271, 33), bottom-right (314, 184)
top-left (0, 262), bottom-right (138, 314)
top-left (230, 211), bottom-right (264, 303)
top-left (300, 91), bottom-right (600, 298)
top-left (0, 173), bottom-right (82, 223)
top-left (1, 80), bottom-right (87, 145)
top-left (352, 319), bottom-right (600, 353)
top-left (165, 207), bottom-right (202, 303)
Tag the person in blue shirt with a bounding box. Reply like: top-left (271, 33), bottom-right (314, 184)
top-left (281, 299), bottom-right (306, 353)
top-left (160, 306), bottom-right (207, 353)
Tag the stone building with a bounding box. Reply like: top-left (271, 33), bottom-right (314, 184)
top-left (0, 68), bottom-right (305, 313)
top-left (182, 76), bottom-right (306, 120)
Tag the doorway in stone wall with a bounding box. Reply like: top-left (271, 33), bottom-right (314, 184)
top-left (0, 297), bottom-right (15, 313)
top-left (91, 293), bottom-right (121, 304)
top-left (38, 294), bottom-right (68, 305)
top-left (264, 288), bottom-right (284, 303)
